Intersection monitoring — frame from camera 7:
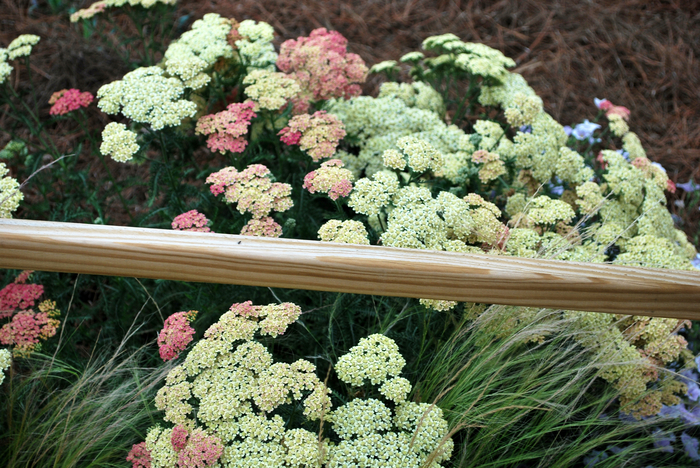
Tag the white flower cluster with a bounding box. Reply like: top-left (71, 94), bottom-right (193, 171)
top-left (100, 122), bottom-right (140, 163)
top-left (0, 162), bottom-right (23, 218)
top-left (243, 69), bottom-right (300, 110)
top-left (318, 219), bottom-right (370, 245)
top-left (329, 334), bottom-right (453, 467)
top-left (234, 20), bottom-right (277, 70)
top-left (70, 0), bottom-right (177, 22)
top-left (6, 34), bottom-right (40, 60)
top-left (0, 348), bottom-right (11, 385)
top-left (163, 13), bottom-right (233, 90)
top-left (97, 66), bottom-right (197, 130)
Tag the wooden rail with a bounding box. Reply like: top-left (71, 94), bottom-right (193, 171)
top-left (1, 219), bottom-right (699, 320)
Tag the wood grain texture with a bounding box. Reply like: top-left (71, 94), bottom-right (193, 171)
top-left (1, 219), bottom-right (699, 319)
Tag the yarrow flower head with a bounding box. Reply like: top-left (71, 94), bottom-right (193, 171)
top-left (171, 210), bottom-right (211, 232)
top-left (97, 66), bottom-right (197, 130)
top-left (318, 220), bottom-right (370, 245)
top-left (0, 298), bottom-right (60, 357)
top-left (48, 89), bottom-right (94, 116)
top-left (158, 310), bottom-right (198, 361)
top-left (71, 0), bottom-right (177, 23)
top-left (394, 136), bottom-right (444, 174)
top-left (0, 162), bottom-right (23, 218)
top-left (7, 34), bottom-right (40, 60)
top-left (278, 110), bottom-right (346, 161)
top-left (242, 69), bottom-right (301, 110)
top-left (239, 216), bottom-right (282, 238)
top-left (100, 122), bottom-right (139, 163)
top-left (163, 13), bottom-right (233, 90)
top-left (0, 48), bottom-right (12, 85)
top-left (335, 333), bottom-right (406, 386)
top-left (0, 348), bottom-right (11, 385)
top-left (303, 159), bottom-right (354, 200)
top-left (277, 28), bottom-right (368, 113)
top-left (231, 19), bottom-right (278, 69)
top-left (126, 441), bottom-right (151, 468)
top-left (195, 101), bottom-right (256, 154)
top-left (206, 164), bottom-right (293, 220)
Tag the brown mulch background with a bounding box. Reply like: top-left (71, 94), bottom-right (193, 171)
top-left (1, 0), bottom-right (699, 243)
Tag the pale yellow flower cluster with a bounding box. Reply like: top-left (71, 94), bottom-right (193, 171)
top-left (70, 0), bottom-right (177, 22)
top-left (318, 220), bottom-right (370, 245)
top-left (6, 34), bottom-right (40, 60)
top-left (347, 171), bottom-right (399, 216)
top-left (0, 48), bottom-right (12, 85)
top-left (99, 122), bottom-right (139, 163)
top-left (504, 92), bottom-right (543, 127)
top-left (0, 348), bottom-right (11, 385)
top-left (243, 69), bottom-right (300, 110)
top-left (97, 66), bottom-right (197, 130)
top-left (378, 81), bottom-right (445, 116)
top-left (329, 333), bottom-right (453, 467)
top-left (564, 309), bottom-right (689, 418)
top-left (163, 13), bottom-right (233, 90)
top-left (234, 20), bottom-right (277, 70)
top-left (0, 162), bottom-right (23, 218)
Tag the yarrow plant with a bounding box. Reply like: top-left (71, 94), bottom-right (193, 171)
top-left (48, 89), bottom-right (94, 116)
top-left (279, 110), bottom-right (347, 162)
top-left (130, 301), bottom-right (453, 467)
top-left (158, 310), bottom-right (198, 361)
top-left (171, 210), bottom-right (212, 232)
top-left (196, 101), bottom-right (257, 154)
top-left (0, 271), bottom-right (60, 357)
top-left (277, 28), bottom-right (368, 113)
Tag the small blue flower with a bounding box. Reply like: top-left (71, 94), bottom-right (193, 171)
top-left (615, 149), bottom-right (630, 161)
top-left (583, 449), bottom-right (608, 467)
top-left (652, 428), bottom-right (676, 453)
top-left (678, 180), bottom-right (700, 192)
top-left (651, 161), bottom-right (667, 173)
top-left (682, 432), bottom-right (700, 461)
top-left (563, 125), bottom-right (572, 136)
top-left (572, 120), bottom-right (601, 141)
top-left (692, 254), bottom-right (700, 271)
top-left (519, 125), bottom-right (532, 134)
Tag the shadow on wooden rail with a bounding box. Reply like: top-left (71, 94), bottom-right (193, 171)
top-left (1, 219), bottom-right (699, 320)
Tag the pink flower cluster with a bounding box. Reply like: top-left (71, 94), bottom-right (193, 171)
top-left (278, 110), bottom-right (346, 162)
top-left (594, 98), bottom-right (631, 121)
top-left (171, 210), bottom-right (212, 232)
top-left (240, 216), bottom-right (283, 237)
top-left (157, 310), bottom-right (198, 361)
top-left (195, 101), bottom-right (257, 154)
top-left (277, 28), bottom-right (368, 113)
top-left (0, 272), bottom-right (43, 319)
top-left (126, 442), bottom-right (151, 468)
top-left (0, 271), bottom-right (60, 357)
top-left (303, 159), bottom-right (354, 200)
top-left (228, 300), bottom-right (302, 337)
top-left (206, 164), bottom-right (293, 220)
top-left (174, 427), bottom-right (223, 468)
top-left (48, 88), bottom-right (93, 116)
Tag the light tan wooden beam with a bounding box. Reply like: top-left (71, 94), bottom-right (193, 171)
top-left (1, 219), bottom-right (699, 320)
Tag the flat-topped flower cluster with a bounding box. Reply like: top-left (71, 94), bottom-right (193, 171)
top-left (130, 301), bottom-right (453, 467)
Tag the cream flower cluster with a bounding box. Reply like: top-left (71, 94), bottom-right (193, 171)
top-left (70, 0), bottom-right (177, 22)
top-left (99, 122), bottom-right (140, 163)
top-left (0, 162), bottom-right (23, 218)
top-left (142, 300), bottom-right (332, 467)
top-left (1, 35), bottom-right (41, 84)
top-left (97, 66), bottom-right (197, 130)
top-left (303, 159), bottom-right (354, 200)
top-left (233, 20), bottom-right (278, 70)
top-left (242, 69), bottom-right (300, 110)
top-left (163, 13), bottom-right (233, 90)
top-left (206, 164), bottom-right (293, 220)
top-left (329, 334), bottom-right (453, 467)
top-left (318, 220), bottom-right (370, 245)
top-left (6, 34), bottom-right (40, 60)
top-left (0, 348), bottom-right (11, 385)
